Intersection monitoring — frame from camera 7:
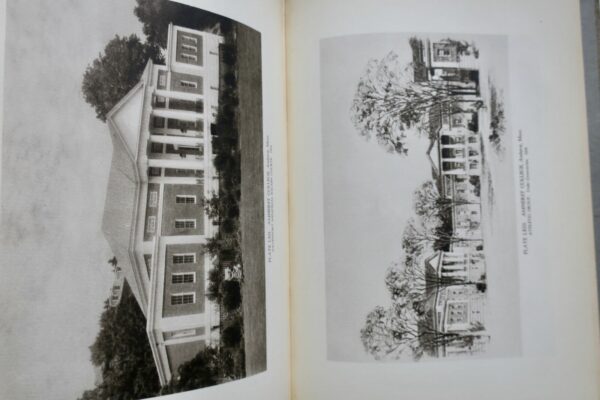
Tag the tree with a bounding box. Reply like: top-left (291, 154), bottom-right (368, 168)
top-left (207, 267), bottom-right (224, 302)
top-left (350, 51), bottom-right (481, 155)
top-left (412, 180), bottom-right (478, 221)
top-left (82, 34), bottom-right (164, 122)
top-left (80, 283), bottom-right (160, 399)
top-left (386, 262), bottom-right (484, 308)
top-left (402, 216), bottom-right (480, 256)
top-left (161, 347), bottom-right (221, 394)
top-left (222, 322), bottom-right (243, 347)
top-left (360, 303), bottom-right (487, 361)
top-left (222, 279), bottom-right (242, 312)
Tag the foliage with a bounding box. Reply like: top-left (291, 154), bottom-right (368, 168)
top-left (488, 82), bottom-right (506, 154)
top-left (222, 280), bottom-right (242, 312)
top-left (161, 347), bottom-right (221, 394)
top-left (207, 267), bottom-right (225, 302)
top-left (222, 321), bottom-right (243, 347)
top-left (360, 302), bottom-right (486, 361)
top-left (350, 51), bottom-right (478, 155)
top-left (78, 283), bottom-right (159, 400)
top-left (442, 38), bottom-right (480, 59)
top-left (81, 34), bottom-right (164, 122)
top-left (350, 49), bottom-right (484, 156)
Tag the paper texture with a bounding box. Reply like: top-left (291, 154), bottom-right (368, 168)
top-left (0, 0), bottom-right (289, 399)
top-left (287, 0), bottom-right (600, 399)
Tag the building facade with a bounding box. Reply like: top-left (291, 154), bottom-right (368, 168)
top-left (415, 37), bottom-right (489, 356)
top-left (102, 24), bottom-right (224, 385)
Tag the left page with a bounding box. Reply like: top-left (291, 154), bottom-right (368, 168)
top-left (0, 0), bottom-right (290, 399)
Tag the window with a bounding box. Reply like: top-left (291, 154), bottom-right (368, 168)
top-left (171, 293), bottom-right (195, 305)
top-left (182, 34), bottom-right (198, 44)
top-left (181, 44), bottom-right (197, 52)
top-left (157, 70), bottom-right (167, 89)
top-left (151, 142), bottom-right (164, 153)
top-left (147, 216), bottom-right (156, 233)
top-left (153, 116), bottom-right (166, 128)
top-left (172, 273), bottom-right (195, 284)
top-left (148, 167), bottom-right (161, 177)
top-left (180, 53), bottom-right (197, 62)
top-left (173, 253), bottom-right (195, 264)
top-left (175, 219), bottom-right (195, 229)
top-left (176, 195), bottom-right (196, 204)
top-left (149, 191), bottom-right (158, 207)
top-left (179, 80), bottom-right (197, 88)
top-left (154, 95), bottom-right (166, 108)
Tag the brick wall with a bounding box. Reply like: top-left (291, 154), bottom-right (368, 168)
top-left (169, 71), bottom-right (203, 95)
top-left (162, 243), bottom-right (205, 317)
top-left (175, 30), bottom-right (203, 66)
top-left (144, 183), bottom-right (160, 241)
top-left (161, 184), bottom-right (204, 237)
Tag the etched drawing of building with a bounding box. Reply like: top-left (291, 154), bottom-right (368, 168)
top-left (413, 36), bottom-right (489, 354)
top-left (423, 252), bottom-right (488, 357)
top-left (101, 23), bottom-right (224, 385)
top-left (412, 38), bottom-right (480, 89)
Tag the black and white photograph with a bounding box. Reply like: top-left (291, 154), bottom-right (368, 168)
top-left (0, 0), bottom-right (266, 398)
top-left (321, 33), bottom-right (521, 362)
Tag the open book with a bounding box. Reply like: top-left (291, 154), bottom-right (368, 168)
top-left (1, 0), bottom-right (600, 399)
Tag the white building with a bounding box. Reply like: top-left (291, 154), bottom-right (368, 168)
top-left (102, 23), bottom-right (224, 385)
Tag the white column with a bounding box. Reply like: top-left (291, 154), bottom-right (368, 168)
top-left (160, 313), bottom-right (207, 332)
top-left (150, 134), bottom-right (203, 147)
top-left (152, 108), bottom-right (200, 122)
top-left (443, 157), bottom-right (466, 163)
top-left (155, 89), bottom-right (203, 102)
top-left (161, 235), bottom-right (207, 245)
top-left (148, 158), bottom-right (204, 170)
top-left (149, 176), bottom-right (200, 185)
top-left (163, 334), bottom-right (207, 346)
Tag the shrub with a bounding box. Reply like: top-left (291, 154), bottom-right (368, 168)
top-left (221, 218), bottom-right (237, 234)
top-left (221, 44), bottom-right (236, 66)
top-left (207, 268), bottom-right (224, 302)
top-left (222, 280), bottom-right (242, 312)
top-left (223, 72), bottom-right (237, 87)
top-left (222, 323), bottom-right (242, 347)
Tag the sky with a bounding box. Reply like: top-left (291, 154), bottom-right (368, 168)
top-left (320, 34), bottom-right (433, 361)
top-left (0, 0), bottom-right (145, 399)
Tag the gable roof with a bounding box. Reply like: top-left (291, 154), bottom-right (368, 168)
top-left (101, 61), bottom-right (153, 314)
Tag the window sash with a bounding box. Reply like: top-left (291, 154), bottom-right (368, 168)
top-left (176, 195), bottom-right (196, 204)
top-left (149, 191), bottom-right (158, 207)
top-left (147, 216), bottom-right (156, 233)
top-left (175, 219), bottom-right (196, 229)
top-left (181, 44), bottom-right (197, 52)
top-left (181, 53), bottom-right (197, 62)
top-left (179, 80), bottom-right (197, 88)
top-left (171, 293), bottom-right (195, 305)
top-left (172, 273), bottom-right (195, 284)
top-left (182, 34), bottom-right (198, 44)
top-left (173, 253), bottom-right (195, 264)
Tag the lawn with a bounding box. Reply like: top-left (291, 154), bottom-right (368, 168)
top-left (235, 22), bottom-right (267, 377)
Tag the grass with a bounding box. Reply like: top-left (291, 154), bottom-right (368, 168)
top-left (235, 22), bottom-right (267, 377)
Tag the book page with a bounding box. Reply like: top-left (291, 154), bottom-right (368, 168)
top-left (287, 0), bottom-right (600, 398)
top-left (0, 0), bottom-right (290, 399)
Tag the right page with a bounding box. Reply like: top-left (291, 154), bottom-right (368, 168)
top-left (286, 0), bottom-right (600, 399)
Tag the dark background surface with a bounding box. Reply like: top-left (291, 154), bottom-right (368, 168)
top-left (580, 0), bottom-right (600, 310)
